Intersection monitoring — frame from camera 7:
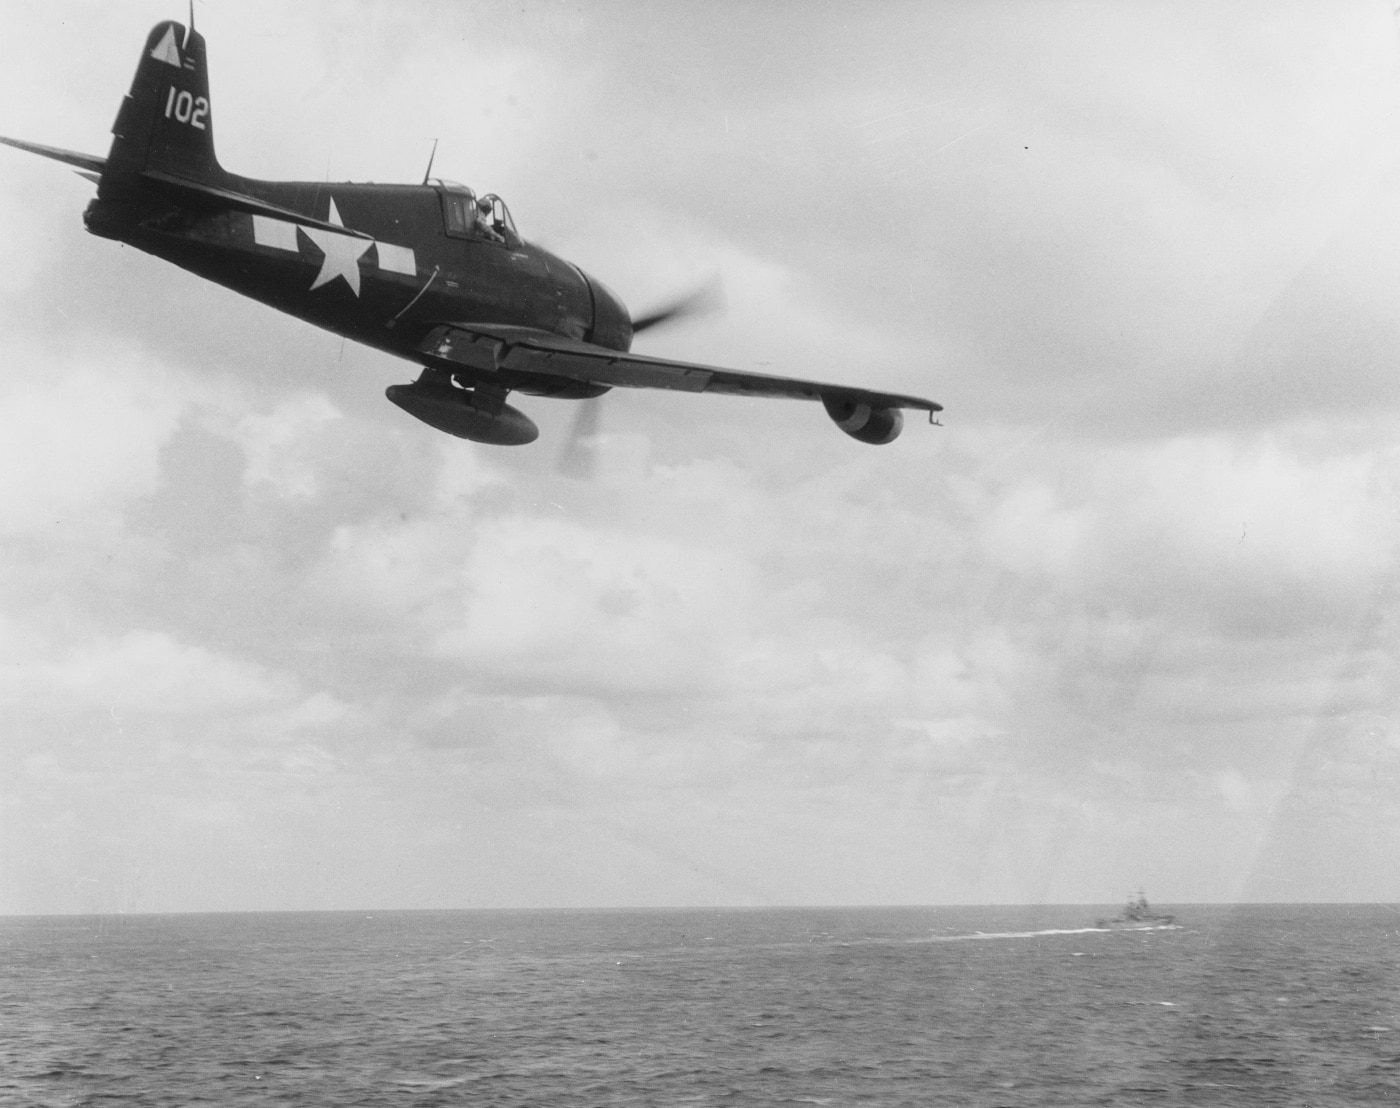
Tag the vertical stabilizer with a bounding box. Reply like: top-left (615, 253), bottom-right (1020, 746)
top-left (104, 21), bottom-right (225, 187)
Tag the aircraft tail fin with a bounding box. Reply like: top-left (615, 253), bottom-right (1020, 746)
top-left (104, 21), bottom-right (226, 188)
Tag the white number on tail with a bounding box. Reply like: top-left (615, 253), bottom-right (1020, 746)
top-left (163, 87), bottom-right (209, 130)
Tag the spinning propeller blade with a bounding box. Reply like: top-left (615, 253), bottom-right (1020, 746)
top-left (558, 396), bottom-right (604, 480)
top-left (629, 277), bottom-right (724, 334)
top-left (557, 278), bottom-right (724, 479)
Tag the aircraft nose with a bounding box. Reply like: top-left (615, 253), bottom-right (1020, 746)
top-left (584, 274), bottom-right (633, 351)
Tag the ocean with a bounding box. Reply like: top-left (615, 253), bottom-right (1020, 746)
top-left (1, 904), bottom-right (1397, 1106)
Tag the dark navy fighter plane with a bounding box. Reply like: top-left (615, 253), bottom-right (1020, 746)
top-left (1, 19), bottom-right (940, 448)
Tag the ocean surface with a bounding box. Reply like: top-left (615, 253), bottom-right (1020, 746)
top-left (2, 904), bottom-right (1399, 1106)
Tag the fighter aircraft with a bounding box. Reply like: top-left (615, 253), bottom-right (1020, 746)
top-left (0, 19), bottom-right (941, 448)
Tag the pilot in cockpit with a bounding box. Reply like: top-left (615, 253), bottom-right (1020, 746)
top-left (475, 197), bottom-right (504, 243)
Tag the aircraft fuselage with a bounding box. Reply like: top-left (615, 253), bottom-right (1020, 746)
top-left (1, 17), bottom-right (940, 446)
top-left (85, 175), bottom-right (631, 398)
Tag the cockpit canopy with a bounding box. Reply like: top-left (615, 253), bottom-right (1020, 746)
top-left (430, 179), bottom-right (520, 248)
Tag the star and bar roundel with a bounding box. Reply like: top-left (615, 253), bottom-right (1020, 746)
top-left (251, 198), bottom-right (416, 296)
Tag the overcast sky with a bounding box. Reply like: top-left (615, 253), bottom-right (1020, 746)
top-left (3, 0), bottom-right (1400, 913)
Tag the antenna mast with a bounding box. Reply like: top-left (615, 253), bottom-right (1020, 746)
top-left (421, 138), bottom-right (439, 186)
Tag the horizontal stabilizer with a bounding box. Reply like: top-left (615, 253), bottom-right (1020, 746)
top-left (0, 135), bottom-right (106, 175)
top-left (140, 170), bottom-right (373, 239)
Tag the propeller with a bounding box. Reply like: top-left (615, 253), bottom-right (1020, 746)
top-left (628, 277), bottom-right (724, 334)
top-left (557, 394), bottom-right (603, 480)
top-left (557, 277), bottom-right (723, 479)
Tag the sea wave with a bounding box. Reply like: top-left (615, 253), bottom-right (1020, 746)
top-left (0, 906), bottom-right (1392, 1107)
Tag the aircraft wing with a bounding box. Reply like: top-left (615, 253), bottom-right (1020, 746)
top-left (417, 323), bottom-right (941, 414)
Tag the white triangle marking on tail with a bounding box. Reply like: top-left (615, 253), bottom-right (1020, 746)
top-left (150, 26), bottom-right (182, 67)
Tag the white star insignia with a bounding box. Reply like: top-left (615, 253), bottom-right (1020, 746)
top-left (303, 198), bottom-right (371, 296)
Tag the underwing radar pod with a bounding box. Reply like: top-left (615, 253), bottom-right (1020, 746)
top-left (822, 395), bottom-right (904, 445)
top-left (0, 19), bottom-right (942, 451)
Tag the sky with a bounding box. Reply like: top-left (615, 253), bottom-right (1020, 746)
top-left (2, 0), bottom-right (1400, 913)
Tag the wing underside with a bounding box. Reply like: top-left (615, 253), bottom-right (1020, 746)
top-left (417, 323), bottom-right (941, 414)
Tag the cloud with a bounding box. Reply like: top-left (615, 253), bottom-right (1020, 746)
top-left (234, 393), bottom-right (345, 500)
top-left (5, 1), bottom-right (1400, 910)
top-left (974, 426), bottom-right (1400, 626)
top-left (435, 515), bottom-right (759, 694)
top-left (8, 628), bottom-right (288, 714)
top-left (0, 354), bottom-right (182, 533)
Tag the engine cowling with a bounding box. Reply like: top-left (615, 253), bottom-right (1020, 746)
top-left (822, 395), bottom-right (903, 444)
top-left (583, 273), bottom-right (634, 351)
top-left (386, 378), bottom-right (538, 445)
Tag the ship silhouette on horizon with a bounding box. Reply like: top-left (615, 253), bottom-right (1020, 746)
top-left (1095, 890), bottom-right (1177, 929)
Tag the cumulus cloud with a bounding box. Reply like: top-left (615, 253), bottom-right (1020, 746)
top-left (0, 628), bottom-right (286, 713)
top-left (0, 357), bottom-right (182, 533)
top-left (235, 393), bottom-right (345, 500)
top-left (435, 516), bottom-right (756, 691)
top-left (3, 1), bottom-right (1400, 910)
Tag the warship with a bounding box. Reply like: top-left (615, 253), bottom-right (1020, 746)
top-left (1096, 891), bottom-right (1176, 929)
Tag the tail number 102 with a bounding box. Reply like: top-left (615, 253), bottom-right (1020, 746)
top-left (164, 88), bottom-right (209, 130)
